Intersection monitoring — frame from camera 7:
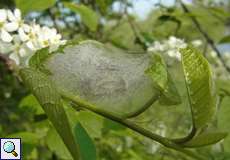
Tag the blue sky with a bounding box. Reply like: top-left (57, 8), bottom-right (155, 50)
top-left (130, 0), bottom-right (175, 19)
top-left (113, 0), bottom-right (175, 20)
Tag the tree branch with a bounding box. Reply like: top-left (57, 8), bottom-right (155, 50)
top-left (124, 2), bottom-right (147, 49)
top-left (121, 93), bottom-right (160, 119)
top-left (61, 91), bottom-right (206, 160)
top-left (179, 1), bottom-right (230, 73)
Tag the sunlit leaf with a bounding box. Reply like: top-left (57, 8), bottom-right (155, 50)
top-left (64, 2), bottom-right (99, 32)
top-left (15, 0), bottom-right (56, 15)
top-left (180, 46), bottom-right (216, 129)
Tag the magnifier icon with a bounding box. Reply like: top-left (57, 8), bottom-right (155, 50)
top-left (3, 141), bottom-right (18, 157)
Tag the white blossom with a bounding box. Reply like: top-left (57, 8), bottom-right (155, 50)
top-left (0, 9), bottom-right (13, 42)
top-left (0, 8), bottom-right (66, 66)
top-left (147, 36), bottom-right (187, 61)
top-left (147, 36), bottom-right (203, 63)
top-left (191, 39), bottom-right (202, 47)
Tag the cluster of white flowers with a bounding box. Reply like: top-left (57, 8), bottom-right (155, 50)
top-left (0, 8), bottom-right (66, 65)
top-left (210, 51), bottom-right (230, 80)
top-left (147, 36), bottom-right (202, 62)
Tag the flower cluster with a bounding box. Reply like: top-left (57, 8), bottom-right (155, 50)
top-left (0, 8), bottom-right (66, 65)
top-left (147, 36), bottom-right (202, 63)
top-left (209, 50), bottom-right (230, 80)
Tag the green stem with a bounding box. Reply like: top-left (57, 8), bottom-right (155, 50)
top-left (121, 93), bottom-right (160, 119)
top-left (171, 127), bottom-right (196, 144)
top-left (61, 91), bottom-right (206, 160)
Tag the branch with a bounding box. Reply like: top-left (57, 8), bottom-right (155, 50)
top-left (61, 91), bottom-right (206, 160)
top-left (121, 93), bottom-right (159, 119)
top-left (124, 2), bottom-right (147, 49)
top-left (179, 1), bottom-right (230, 73)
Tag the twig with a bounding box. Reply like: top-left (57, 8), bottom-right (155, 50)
top-left (61, 91), bottom-right (206, 160)
top-left (121, 93), bottom-right (160, 119)
top-left (179, 1), bottom-right (230, 73)
top-left (124, 1), bottom-right (147, 49)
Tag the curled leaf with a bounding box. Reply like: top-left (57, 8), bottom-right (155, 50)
top-left (180, 46), bottom-right (216, 129)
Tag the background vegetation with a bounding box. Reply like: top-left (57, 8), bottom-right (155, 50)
top-left (0, 0), bottom-right (230, 159)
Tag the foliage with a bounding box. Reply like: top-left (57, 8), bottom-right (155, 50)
top-left (15, 0), bottom-right (56, 15)
top-left (0, 0), bottom-right (230, 160)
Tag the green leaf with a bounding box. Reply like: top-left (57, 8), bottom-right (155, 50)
top-left (145, 54), bottom-right (168, 90)
top-left (77, 111), bottom-right (104, 138)
top-left (183, 132), bottom-right (228, 148)
top-left (64, 2), bottom-right (99, 32)
top-left (29, 48), bottom-right (50, 68)
top-left (7, 132), bottom-right (39, 144)
top-left (145, 54), bottom-right (181, 105)
top-left (103, 118), bottom-right (126, 131)
top-left (74, 123), bottom-right (97, 160)
top-left (29, 47), bottom-right (52, 75)
top-left (7, 132), bottom-right (39, 158)
top-left (95, 0), bottom-right (111, 14)
top-left (158, 73), bottom-right (181, 105)
top-left (15, 0), bottom-right (56, 15)
top-left (180, 46), bottom-right (216, 129)
top-left (219, 35), bottom-right (230, 44)
top-left (158, 15), bottom-right (181, 25)
top-left (19, 94), bottom-right (44, 114)
top-left (20, 68), bottom-right (80, 160)
top-left (208, 7), bottom-right (230, 18)
top-left (46, 128), bottom-right (72, 160)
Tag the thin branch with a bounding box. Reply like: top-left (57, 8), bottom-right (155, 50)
top-left (61, 91), bottom-right (206, 160)
top-left (121, 93), bottom-right (160, 119)
top-left (179, 1), bottom-right (230, 73)
top-left (124, 2), bottom-right (147, 49)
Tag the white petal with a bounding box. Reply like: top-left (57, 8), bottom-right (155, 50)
top-left (22, 24), bottom-right (30, 33)
top-left (14, 9), bottom-right (21, 20)
top-left (18, 28), bottom-right (29, 41)
top-left (1, 29), bottom-right (13, 42)
top-left (26, 41), bottom-right (36, 50)
top-left (0, 41), bottom-right (13, 53)
top-left (9, 52), bottom-right (20, 65)
top-left (7, 10), bottom-right (15, 22)
top-left (5, 22), bottom-right (19, 32)
top-left (0, 9), bottom-right (7, 22)
top-left (12, 34), bottom-right (21, 43)
top-left (49, 44), bottom-right (58, 52)
top-left (60, 40), bottom-right (67, 45)
top-left (19, 47), bottom-right (27, 57)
